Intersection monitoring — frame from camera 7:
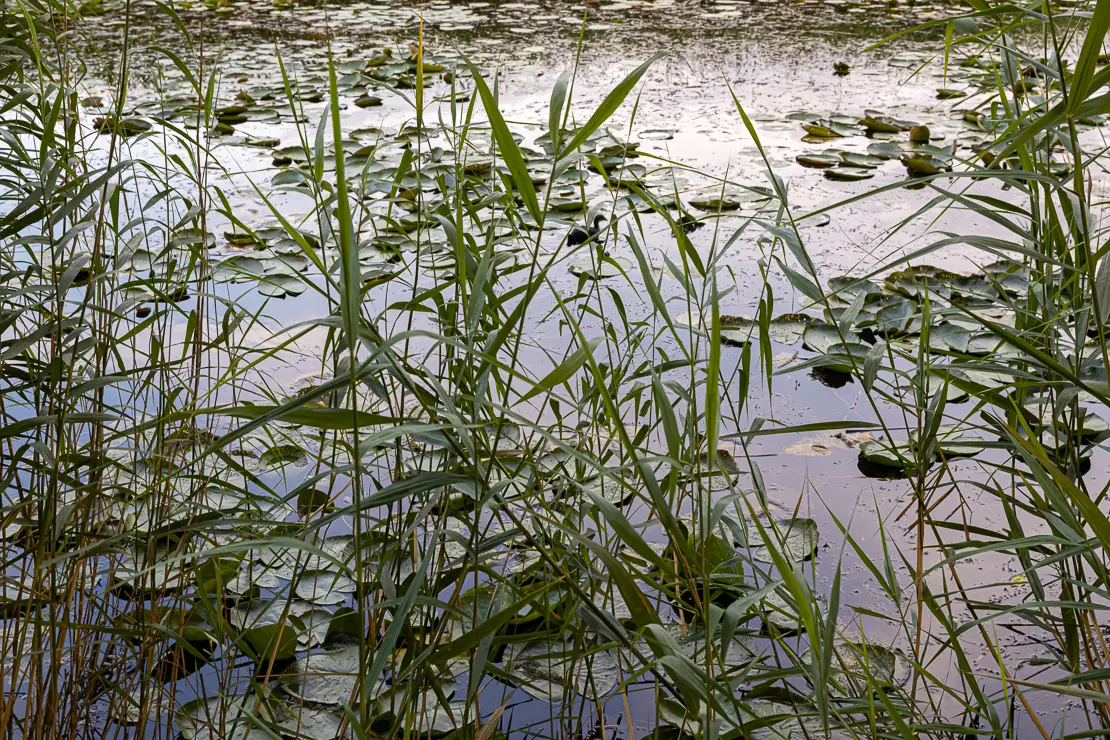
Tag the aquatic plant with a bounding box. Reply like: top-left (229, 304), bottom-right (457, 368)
top-left (3, 0), bottom-right (1110, 737)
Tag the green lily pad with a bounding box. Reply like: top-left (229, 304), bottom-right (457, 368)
top-left (802, 324), bottom-right (855, 354)
top-left (294, 571), bottom-right (355, 605)
top-left (824, 166), bottom-right (875, 181)
top-left (177, 695), bottom-right (273, 740)
top-left (373, 686), bottom-right (466, 735)
top-left (761, 588), bottom-right (826, 632)
top-left (866, 141), bottom-right (902, 160)
top-left (801, 641), bottom-right (909, 696)
top-left (273, 704), bottom-right (352, 740)
top-left (568, 255), bottom-right (632, 280)
top-left (279, 639), bottom-right (373, 706)
top-left (751, 517), bottom-right (819, 563)
top-left (860, 115), bottom-right (908, 134)
top-left (689, 196), bottom-right (743, 211)
top-left (901, 154), bottom-right (951, 176)
top-left (840, 152), bottom-right (884, 168)
top-left (504, 640), bottom-right (619, 703)
top-left (858, 439), bottom-right (916, 469)
top-left (796, 152), bottom-right (842, 168)
top-left (802, 122), bottom-right (855, 138)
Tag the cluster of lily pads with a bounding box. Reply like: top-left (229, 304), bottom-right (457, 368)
top-left (791, 84), bottom-right (1098, 180)
top-left (684, 257), bottom-right (1110, 478)
top-left (791, 110), bottom-right (961, 179)
top-left (0, 386), bottom-right (920, 739)
top-left (87, 44), bottom-right (461, 144)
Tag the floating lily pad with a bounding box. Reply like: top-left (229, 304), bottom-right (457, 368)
top-left (766, 314), bottom-right (820, 344)
top-left (857, 439), bottom-right (916, 470)
top-left (824, 166), bottom-right (874, 181)
top-left (840, 152), bottom-right (883, 169)
top-left (689, 196), bottom-right (743, 211)
top-left (280, 639), bottom-right (371, 706)
top-left (802, 641), bottom-right (910, 696)
top-left (689, 448), bottom-right (742, 491)
top-left (273, 703), bottom-right (352, 740)
top-left (259, 275), bottom-right (307, 298)
top-left (504, 640), bottom-right (619, 703)
top-left (260, 443), bottom-right (308, 467)
top-left (796, 153), bottom-right (842, 168)
top-left (568, 255), bottom-right (632, 279)
top-left (902, 154), bottom-right (950, 176)
top-left (294, 571), bottom-right (355, 605)
top-left (866, 141), bottom-right (902, 160)
top-left (177, 695), bottom-right (273, 740)
top-left (860, 115), bottom-right (905, 134)
top-left (751, 517), bottom-right (819, 563)
top-left (761, 588), bottom-right (826, 632)
top-left (373, 686), bottom-right (466, 735)
top-left (802, 324), bottom-right (854, 354)
top-left (802, 122), bottom-right (846, 138)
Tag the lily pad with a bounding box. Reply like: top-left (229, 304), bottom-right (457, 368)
top-left (504, 639), bottom-right (619, 703)
top-left (761, 588), bottom-right (826, 632)
top-left (866, 141), bottom-right (902, 159)
top-left (901, 154), bottom-right (951, 176)
top-left (568, 255), bottom-right (632, 280)
top-left (796, 153), bottom-right (842, 168)
top-left (280, 640), bottom-right (372, 706)
top-left (824, 166), bottom-right (874, 181)
top-left (802, 641), bottom-right (909, 696)
top-left (177, 695), bottom-right (273, 740)
top-left (294, 571), bottom-right (355, 605)
top-left (857, 439), bottom-right (916, 469)
top-left (751, 518), bottom-right (819, 563)
top-left (839, 152), bottom-right (883, 168)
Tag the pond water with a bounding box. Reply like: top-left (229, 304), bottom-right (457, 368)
top-left (4, 0), bottom-right (1109, 737)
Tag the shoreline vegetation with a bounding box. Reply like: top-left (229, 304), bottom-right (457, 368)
top-left (2, 0), bottom-right (1110, 737)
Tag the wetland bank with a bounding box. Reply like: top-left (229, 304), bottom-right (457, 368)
top-left (3, 0), bottom-right (1110, 737)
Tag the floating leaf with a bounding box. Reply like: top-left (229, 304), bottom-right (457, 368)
top-left (279, 640), bottom-right (376, 706)
top-left (751, 518), bottom-right (819, 563)
top-left (504, 639), bottom-right (619, 703)
top-left (796, 152), bottom-right (842, 168)
top-left (824, 166), bottom-right (874, 181)
top-left (568, 255), bottom-right (632, 280)
top-left (294, 571), bottom-right (355, 605)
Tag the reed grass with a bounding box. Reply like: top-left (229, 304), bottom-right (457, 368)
top-left (3, 0), bottom-right (1110, 737)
